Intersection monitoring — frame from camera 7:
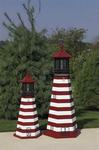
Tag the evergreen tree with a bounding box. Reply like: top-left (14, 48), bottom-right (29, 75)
top-left (0, 0), bottom-right (51, 119)
top-left (74, 49), bottom-right (99, 109)
top-left (49, 28), bottom-right (88, 56)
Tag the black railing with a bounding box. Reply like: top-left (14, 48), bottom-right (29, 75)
top-left (54, 69), bottom-right (69, 74)
top-left (21, 91), bottom-right (34, 97)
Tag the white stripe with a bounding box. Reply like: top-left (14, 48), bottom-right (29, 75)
top-left (52, 87), bottom-right (72, 92)
top-left (20, 104), bottom-right (36, 109)
top-left (21, 98), bottom-right (35, 102)
top-left (19, 111), bottom-right (37, 116)
top-left (16, 130), bottom-right (40, 137)
top-left (48, 117), bottom-right (76, 124)
top-left (47, 125), bottom-right (77, 132)
top-left (49, 109), bottom-right (75, 116)
top-left (53, 79), bottom-right (70, 84)
top-left (17, 124), bottom-right (39, 130)
top-left (50, 102), bottom-right (74, 107)
top-left (18, 117), bottom-right (38, 123)
top-left (51, 94), bottom-right (73, 99)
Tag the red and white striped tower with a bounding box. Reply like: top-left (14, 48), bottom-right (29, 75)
top-left (14, 73), bottom-right (41, 139)
top-left (44, 41), bottom-right (80, 138)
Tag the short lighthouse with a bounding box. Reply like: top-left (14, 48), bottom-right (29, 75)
top-left (44, 41), bottom-right (79, 138)
top-left (14, 73), bottom-right (41, 139)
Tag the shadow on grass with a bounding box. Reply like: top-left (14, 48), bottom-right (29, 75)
top-left (76, 107), bottom-right (99, 117)
top-left (76, 108), bottom-right (86, 117)
top-left (77, 118), bottom-right (97, 129)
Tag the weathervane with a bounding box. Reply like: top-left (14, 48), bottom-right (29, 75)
top-left (58, 39), bottom-right (64, 49)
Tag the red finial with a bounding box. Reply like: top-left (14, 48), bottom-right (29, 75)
top-left (53, 39), bottom-right (72, 58)
top-left (59, 39), bottom-right (64, 50)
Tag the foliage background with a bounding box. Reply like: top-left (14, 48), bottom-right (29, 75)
top-left (0, 1), bottom-right (99, 119)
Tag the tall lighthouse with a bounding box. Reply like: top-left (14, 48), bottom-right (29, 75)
top-left (44, 41), bottom-right (79, 138)
top-left (14, 73), bottom-right (41, 139)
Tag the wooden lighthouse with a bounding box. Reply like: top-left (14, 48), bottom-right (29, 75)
top-left (44, 41), bottom-right (79, 138)
top-left (14, 73), bottom-right (41, 139)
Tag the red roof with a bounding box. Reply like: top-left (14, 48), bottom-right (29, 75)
top-left (53, 40), bottom-right (72, 58)
top-left (53, 49), bottom-right (72, 59)
top-left (20, 73), bottom-right (35, 83)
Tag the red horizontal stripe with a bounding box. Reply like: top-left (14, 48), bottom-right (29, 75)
top-left (16, 128), bottom-right (39, 133)
top-left (48, 121), bottom-right (76, 127)
top-left (52, 83), bottom-right (71, 87)
top-left (18, 114), bottom-right (38, 119)
top-left (51, 98), bottom-right (73, 103)
top-left (20, 102), bottom-right (35, 105)
top-left (49, 106), bottom-right (74, 111)
top-left (14, 133), bottom-right (41, 139)
top-left (54, 76), bottom-right (70, 79)
top-left (51, 91), bottom-right (72, 95)
top-left (48, 114), bottom-right (75, 119)
top-left (19, 108), bottom-right (36, 112)
top-left (17, 121), bottom-right (38, 126)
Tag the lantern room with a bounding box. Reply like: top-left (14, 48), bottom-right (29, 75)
top-left (53, 42), bottom-right (71, 74)
top-left (20, 73), bottom-right (35, 97)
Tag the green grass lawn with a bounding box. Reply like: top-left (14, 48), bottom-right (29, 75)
top-left (0, 110), bottom-right (99, 132)
top-left (77, 110), bottom-right (99, 128)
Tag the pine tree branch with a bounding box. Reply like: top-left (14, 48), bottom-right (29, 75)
top-left (3, 22), bottom-right (16, 33)
top-left (17, 13), bottom-right (27, 29)
top-left (3, 22), bottom-right (20, 37)
top-left (23, 1), bottom-right (35, 32)
top-left (4, 12), bottom-right (17, 29)
top-left (28, 0), bottom-right (31, 9)
top-left (38, 0), bottom-right (41, 14)
top-left (91, 89), bottom-right (99, 95)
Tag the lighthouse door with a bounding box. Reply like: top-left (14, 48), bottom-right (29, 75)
top-left (26, 127), bottom-right (31, 137)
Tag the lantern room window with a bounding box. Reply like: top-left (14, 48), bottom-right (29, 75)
top-left (54, 58), bottom-right (69, 74)
top-left (20, 73), bottom-right (35, 97)
top-left (22, 83), bottom-right (34, 96)
top-left (60, 59), bottom-right (63, 70)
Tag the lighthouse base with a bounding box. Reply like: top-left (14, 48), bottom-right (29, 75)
top-left (43, 129), bottom-right (80, 138)
top-left (13, 133), bottom-right (41, 139)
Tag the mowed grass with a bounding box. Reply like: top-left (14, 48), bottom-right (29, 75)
top-left (0, 110), bottom-right (99, 132)
top-left (0, 119), bottom-right (47, 132)
top-left (0, 120), bottom-right (17, 132)
top-left (77, 110), bottom-right (99, 129)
